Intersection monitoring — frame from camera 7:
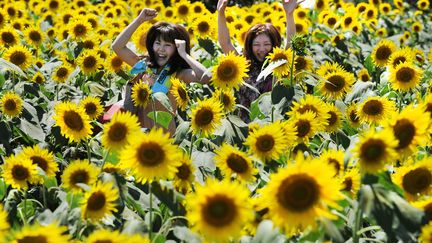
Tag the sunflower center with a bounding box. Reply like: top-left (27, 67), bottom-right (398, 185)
top-left (35, 75), bottom-right (44, 84)
top-left (198, 22), bottom-right (210, 33)
top-left (342, 177), bottom-right (353, 191)
top-left (83, 56), bottom-right (97, 68)
top-left (222, 94), bottom-right (231, 107)
top-left (4, 99), bottom-right (17, 111)
top-left (49, 0), bottom-right (59, 9)
top-left (376, 46), bottom-right (392, 61)
top-left (327, 111), bottom-right (337, 126)
top-left (396, 67), bottom-right (414, 83)
top-left (71, 170), bottom-right (89, 184)
top-left (362, 100), bottom-right (383, 116)
top-left (328, 159), bottom-right (341, 176)
top-left (137, 88), bottom-right (149, 102)
top-left (360, 74), bottom-right (369, 82)
top-left (57, 67), bottom-right (69, 78)
top-left (226, 153), bottom-right (248, 173)
top-left (84, 40), bottom-right (95, 49)
top-left (176, 164), bottom-right (191, 179)
top-left (272, 53), bottom-right (288, 62)
top-left (424, 203), bottom-right (432, 222)
top-left (74, 24), bottom-right (87, 36)
top-left (295, 57), bottom-right (306, 71)
top-left (203, 195), bottom-right (237, 227)
top-left (177, 87), bottom-right (187, 100)
top-left (317, 0), bottom-right (324, 8)
top-left (297, 104), bottom-right (318, 116)
top-left (367, 10), bottom-right (374, 18)
top-left (111, 57), bottom-right (123, 68)
top-left (360, 139), bottom-right (385, 163)
top-left (402, 167), bottom-right (431, 194)
top-left (2, 32), bottom-right (15, 44)
top-left (195, 108), bottom-right (214, 126)
top-left (393, 119), bottom-right (415, 150)
top-left (392, 57), bottom-right (406, 67)
top-left (349, 110), bottom-right (359, 123)
top-left (344, 17), bottom-right (352, 26)
top-left (84, 103), bottom-right (97, 116)
top-left (10, 51), bottom-right (26, 66)
top-left (325, 74), bottom-right (345, 92)
top-left (296, 120), bottom-right (311, 138)
top-left (217, 61), bottom-right (238, 82)
top-left (12, 165), bottom-right (29, 180)
top-left (138, 142), bottom-right (165, 167)
top-left (256, 135), bottom-right (275, 152)
top-left (64, 110), bottom-right (84, 131)
top-left (245, 15), bottom-right (254, 24)
top-left (31, 156), bottom-right (48, 171)
top-left (18, 236), bottom-right (48, 243)
top-left (178, 5), bottom-right (188, 15)
top-left (108, 123), bottom-right (127, 142)
top-left (87, 192), bottom-right (106, 211)
top-left (277, 174), bottom-right (319, 212)
top-left (327, 17), bottom-right (336, 26)
top-left (29, 31), bottom-right (41, 42)
top-left (295, 24), bottom-right (303, 33)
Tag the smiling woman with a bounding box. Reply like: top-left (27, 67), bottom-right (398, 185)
top-left (111, 8), bottom-right (211, 134)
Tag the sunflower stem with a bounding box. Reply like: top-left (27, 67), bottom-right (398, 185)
top-left (86, 139), bottom-right (92, 163)
top-left (41, 185), bottom-right (47, 208)
top-left (353, 193), bottom-right (363, 243)
top-left (189, 134), bottom-right (195, 158)
top-left (149, 182), bottom-right (153, 241)
top-left (55, 83), bottom-right (59, 101)
top-left (23, 190), bottom-right (28, 225)
top-left (99, 149), bottom-right (110, 173)
top-left (289, 50), bottom-right (296, 87)
top-left (151, 97), bottom-right (157, 128)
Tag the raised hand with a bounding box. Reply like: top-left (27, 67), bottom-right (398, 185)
top-left (282, 0), bottom-right (301, 14)
top-left (217, 0), bottom-right (228, 13)
top-left (175, 39), bottom-right (187, 58)
top-left (137, 8), bottom-right (158, 23)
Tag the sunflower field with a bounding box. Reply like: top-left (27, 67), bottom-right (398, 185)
top-left (0, 0), bottom-right (432, 242)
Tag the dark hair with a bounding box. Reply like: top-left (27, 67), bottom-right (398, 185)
top-left (243, 23), bottom-right (282, 63)
top-left (146, 22), bottom-right (191, 75)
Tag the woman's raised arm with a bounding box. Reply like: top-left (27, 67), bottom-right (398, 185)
top-left (283, 0), bottom-right (298, 49)
top-left (175, 39), bottom-right (211, 84)
top-left (217, 0), bottom-right (238, 55)
top-left (111, 8), bottom-right (157, 66)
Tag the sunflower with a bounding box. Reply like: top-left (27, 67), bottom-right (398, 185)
top-left (211, 52), bottom-right (249, 90)
top-left (61, 159), bottom-right (99, 193)
top-left (288, 110), bottom-right (321, 144)
top-left (417, 0), bottom-right (430, 10)
top-left (213, 89), bottom-right (236, 113)
top-left (77, 49), bottom-right (102, 75)
top-left (192, 15), bottom-right (216, 40)
top-left (379, 3), bottom-right (392, 14)
top-left (315, 0), bottom-right (327, 11)
top-left (10, 223), bottom-right (69, 243)
top-left (357, 96), bottom-right (396, 125)
top-left (412, 21), bottom-right (422, 33)
top-left (341, 167), bottom-right (361, 197)
top-left (376, 28), bottom-right (387, 38)
top-left (215, 144), bottom-right (257, 183)
top-left (174, 0), bottom-right (191, 20)
top-left (419, 222), bottom-right (432, 242)
top-left (393, 158), bottom-right (432, 201)
top-left (31, 71), bottom-right (45, 84)
top-left (23, 26), bottom-right (44, 47)
top-left (323, 14), bottom-right (338, 28)
top-left (81, 183), bottom-right (119, 221)
top-left (67, 18), bottom-right (91, 40)
top-left (244, 122), bottom-right (287, 162)
top-left (389, 62), bottom-right (423, 92)
top-left (320, 149), bottom-right (345, 177)
top-left (371, 39), bottom-right (397, 67)
top-left (2, 155), bottom-right (37, 190)
top-left (258, 154), bottom-right (342, 235)
top-left (53, 101), bottom-right (93, 143)
top-left (295, 20), bottom-right (309, 35)
top-left (119, 128), bottom-right (182, 183)
top-left (3, 45), bottom-right (33, 70)
top-left (86, 229), bottom-right (128, 243)
top-left (0, 92), bottom-right (23, 118)
top-left (412, 197), bottom-right (432, 222)
top-left (106, 54), bottom-right (124, 73)
top-left (357, 68), bottom-right (371, 82)
top-left (385, 105), bottom-right (429, 156)
top-left (320, 70), bottom-right (355, 100)
top-left (287, 94), bottom-right (330, 130)
top-left (131, 81), bottom-right (151, 108)
top-left (388, 47), bottom-right (415, 69)
top-left (267, 47), bottom-right (294, 79)
top-left (174, 153), bottom-right (195, 194)
top-left (101, 111), bottom-right (141, 151)
top-left (294, 55), bottom-right (314, 81)
top-left (190, 98), bottom-right (224, 137)
top-left (52, 64), bottom-right (73, 83)
top-left (19, 145), bottom-right (58, 183)
top-left (186, 179), bottom-right (254, 242)
top-left (316, 61), bottom-right (345, 78)
top-left (352, 129), bottom-right (397, 173)
top-left (79, 96), bottom-right (104, 120)
top-left (170, 77), bottom-right (189, 111)
top-left (0, 205), bottom-right (9, 239)
top-left (0, 25), bottom-right (19, 46)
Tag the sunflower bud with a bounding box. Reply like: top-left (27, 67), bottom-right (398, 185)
top-left (290, 34), bottom-right (309, 56)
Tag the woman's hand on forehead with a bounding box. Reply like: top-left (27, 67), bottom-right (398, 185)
top-left (175, 39), bottom-right (187, 58)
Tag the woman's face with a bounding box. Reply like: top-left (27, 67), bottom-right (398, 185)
top-left (152, 37), bottom-right (176, 66)
top-left (252, 33), bottom-right (273, 62)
